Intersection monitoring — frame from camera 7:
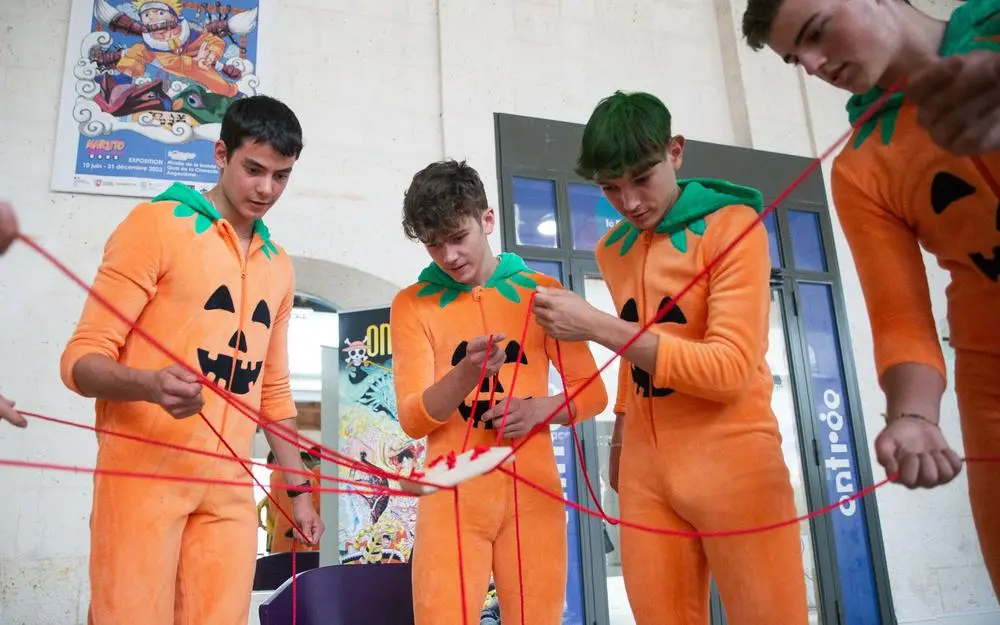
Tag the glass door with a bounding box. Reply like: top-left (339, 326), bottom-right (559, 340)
top-left (572, 264), bottom-right (823, 625)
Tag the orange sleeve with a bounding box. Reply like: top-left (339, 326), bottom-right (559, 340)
top-left (260, 272), bottom-right (297, 422)
top-left (830, 161), bottom-right (945, 381)
top-left (390, 290), bottom-right (441, 440)
top-left (651, 205), bottom-right (770, 404)
top-left (613, 362), bottom-right (628, 415)
top-left (60, 204), bottom-right (162, 395)
top-left (543, 292), bottom-right (608, 423)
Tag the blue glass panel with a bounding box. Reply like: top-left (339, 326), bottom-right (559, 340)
top-left (567, 183), bottom-right (621, 251)
top-left (524, 259), bottom-right (563, 283)
top-left (763, 211), bottom-right (781, 268)
top-left (513, 177), bottom-right (559, 248)
top-left (788, 210), bottom-right (827, 272)
top-left (799, 283), bottom-right (880, 624)
top-left (550, 426), bottom-right (586, 624)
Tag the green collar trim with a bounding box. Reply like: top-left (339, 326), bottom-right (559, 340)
top-left (415, 252), bottom-right (539, 308)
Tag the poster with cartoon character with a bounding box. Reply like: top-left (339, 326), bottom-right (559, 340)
top-left (50, 0), bottom-right (274, 197)
top-left (337, 306), bottom-right (426, 565)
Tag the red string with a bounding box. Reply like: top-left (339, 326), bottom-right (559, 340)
top-left (10, 71), bottom-right (999, 620)
top-left (15, 233), bottom-right (443, 492)
top-left (461, 334), bottom-right (495, 452)
top-left (553, 340), bottom-right (614, 523)
top-left (971, 155), bottom-right (1000, 198)
top-left (19, 411), bottom-right (401, 494)
top-left (453, 489), bottom-right (469, 625)
top-left (501, 455), bottom-right (1000, 538)
top-left (511, 461), bottom-right (526, 624)
top-left (0, 456), bottom-right (399, 496)
top-left (291, 539), bottom-right (298, 625)
top-left (494, 294), bottom-right (535, 443)
top-left (489, 80), bottom-right (909, 472)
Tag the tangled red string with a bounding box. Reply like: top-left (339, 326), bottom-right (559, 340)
top-left (6, 74), bottom-right (1000, 625)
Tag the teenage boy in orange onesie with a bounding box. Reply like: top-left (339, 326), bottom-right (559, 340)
top-left (391, 159), bottom-right (608, 625)
top-left (60, 96), bottom-right (323, 625)
top-left (0, 200), bottom-right (26, 428)
top-left (533, 90), bottom-right (809, 625)
top-left (741, 0), bottom-right (999, 594)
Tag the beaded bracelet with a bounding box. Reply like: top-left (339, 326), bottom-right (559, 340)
top-left (882, 412), bottom-right (938, 426)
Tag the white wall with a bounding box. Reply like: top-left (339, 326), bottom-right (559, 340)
top-left (0, 0), bottom-right (993, 623)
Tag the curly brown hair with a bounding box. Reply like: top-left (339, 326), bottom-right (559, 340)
top-left (402, 159), bottom-right (488, 244)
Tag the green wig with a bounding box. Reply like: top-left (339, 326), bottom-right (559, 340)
top-left (575, 90), bottom-right (673, 181)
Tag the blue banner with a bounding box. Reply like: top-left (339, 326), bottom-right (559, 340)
top-left (799, 283), bottom-right (880, 624)
top-left (551, 426), bottom-right (586, 625)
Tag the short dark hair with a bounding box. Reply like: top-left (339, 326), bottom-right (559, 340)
top-left (219, 95), bottom-right (304, 159)
top-left (576, 91), bottom-right (673, 181)
top-left (741, 0), bottom-right (784, 51)
top-left (402, 160), bottom-right (488, 244)
top-left (742, 0), bottom-right (914, 51)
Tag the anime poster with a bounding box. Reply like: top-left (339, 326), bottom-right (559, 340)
top-left (337, 306), bottom-right (425, 566)
top-left (50, 0), bottom-right (274, 197)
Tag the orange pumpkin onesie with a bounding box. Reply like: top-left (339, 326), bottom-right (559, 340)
top-left (60, 182), bottom-right (297, 625)
top-left (391, 253), bottom-right (608, 625)
top-left (596, 179), bottom-right (810, 624)
top-left (831, 0), bottom-right (1000, 593)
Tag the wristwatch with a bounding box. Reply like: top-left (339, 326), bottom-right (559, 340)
top-left (287, 480), bottom-right (310, 498)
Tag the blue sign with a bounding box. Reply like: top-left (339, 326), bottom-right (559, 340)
top-left (550, 426), bottom-right (586, 624)
top-left (800, 283), bottom-right (880, 624)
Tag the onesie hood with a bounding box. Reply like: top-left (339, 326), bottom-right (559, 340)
top-left (154, 182), bottom-right (279, 258)
top-left (603, 177), bottom-right (764, 255)
top-left (417, 252), bottom-right (540, 308)
top-left (846, 0), bottom-right (1000, 147)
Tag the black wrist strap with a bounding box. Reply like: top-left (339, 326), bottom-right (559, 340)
top-left (287, 480), bottom-right (310, 498)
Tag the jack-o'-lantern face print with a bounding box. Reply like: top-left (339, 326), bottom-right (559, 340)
top-left (199, 285), bottom-right (271, 395)
top-left (930, 171), bottom-right (1000, 283)
top-left (450, 340), bottom-right (528, 429)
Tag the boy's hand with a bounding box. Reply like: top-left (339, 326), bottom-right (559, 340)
top-left (291, 495), bottom-right (325, 546)
top-left (0, 394), bottom-right (27, 428)
top-left (907, 50), bottom-right (1000, 156)
top-left (459, 334), bottom-right (507, 380)
top-left (0, 201), bottom-right (19, 255)
top-left (485, 396), bottom-right (552, 439)
top-left (533, 286), bottom-right (600, 342)
top-left (874, 417), bottom-right (963, 489)
top-left (146, 364), bottom-right (205, 418)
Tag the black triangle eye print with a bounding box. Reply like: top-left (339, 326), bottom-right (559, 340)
top-left (620, 297), bottom-right (687, 397)
top-left (205, 285), bottom-right (236, 312)
top-left (450, 339), bottom-right (528, 429)
top-left (931, 172), bottom-right (976, 215)
top-left (252, 300), bottom-right (271, 328)
top-left (930, 171), bottom-right (1000, 283)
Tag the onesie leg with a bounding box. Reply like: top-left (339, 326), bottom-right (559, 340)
top-left (492, 463), bottom-right (568, 625)
top-left (412, 480), bottom-right (502, 625)
top-left (87, 442), bottom-right (198, 625)
top-left (955, 351), bottom-right (1000, 597)
top-left (174, 461), bottom-right (257, 625)
top-left (617, 446), bottom-right (710, 625)
top-left (683, 432), bottom-right (810, 625)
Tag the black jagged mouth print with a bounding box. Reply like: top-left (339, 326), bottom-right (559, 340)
top-left (198, 349), bottom-right (263, 395)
